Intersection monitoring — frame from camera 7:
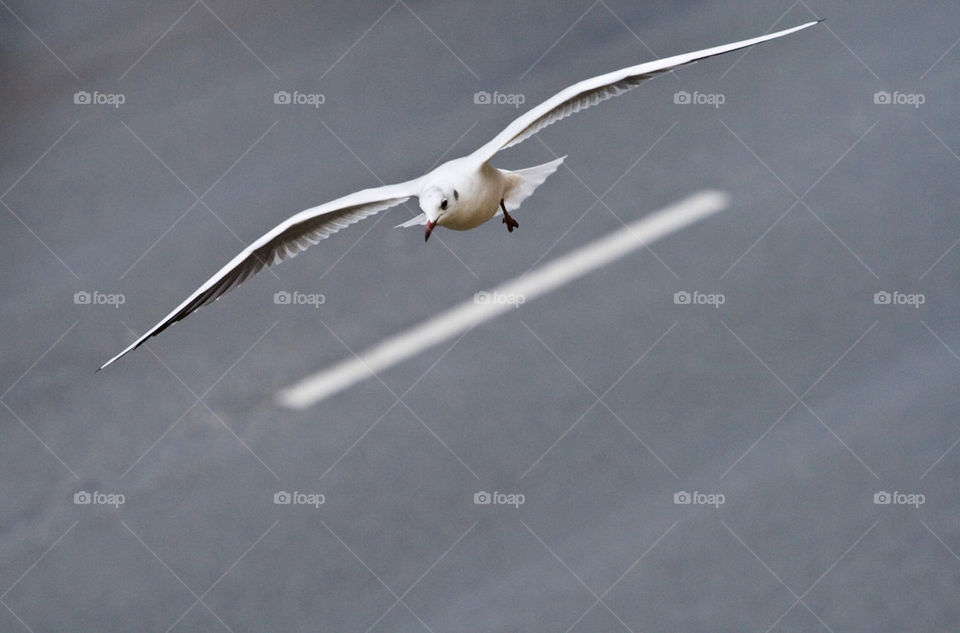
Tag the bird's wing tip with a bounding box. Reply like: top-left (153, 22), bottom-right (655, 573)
top-left (97, 346), bottom-right (130, 372)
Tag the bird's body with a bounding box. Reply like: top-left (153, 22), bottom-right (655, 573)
top-left (99, 20), bottom-right (822, 370)
top-left (414, 157), bottom-right (564, 233)
top-left (420, 159), bottom-right (506, 231)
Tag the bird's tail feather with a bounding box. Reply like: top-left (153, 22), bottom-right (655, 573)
top-left (500, 155), bottom-right (566, 213)
top-left (395, 214), bottom-right (426, 228)
top-left (394, 155), bottom-right (566, 228)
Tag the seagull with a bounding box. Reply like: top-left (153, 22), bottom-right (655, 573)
top-left (99, 20), bottom-right (821, 371)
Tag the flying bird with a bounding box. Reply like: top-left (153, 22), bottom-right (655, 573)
top-left (99, 20), bottom-right (821, 370)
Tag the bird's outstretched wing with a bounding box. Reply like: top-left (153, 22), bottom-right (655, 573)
top-left (100, 180), bottom-right (419, 370)
top-left (470, 20), bottom-right (821, 164)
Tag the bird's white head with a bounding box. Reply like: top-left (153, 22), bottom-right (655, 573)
top-left (419, 184), bottom-right (458, 242)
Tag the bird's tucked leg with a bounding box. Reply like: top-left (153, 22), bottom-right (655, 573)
top-left (500, 199), bottom-right (519, 233)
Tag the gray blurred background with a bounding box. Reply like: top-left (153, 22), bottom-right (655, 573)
top-left (2, 1), bottom-right (959, 631)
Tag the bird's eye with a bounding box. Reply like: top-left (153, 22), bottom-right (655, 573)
top-left (440, 199), bottom-right (448, 210)
top-left (453, 189), bottom-right (459, 200)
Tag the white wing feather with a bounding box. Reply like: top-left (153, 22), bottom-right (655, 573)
top-left (471, 21), bottom-right (822, 163)
top-left (100, 180), bottom-right (419, 370)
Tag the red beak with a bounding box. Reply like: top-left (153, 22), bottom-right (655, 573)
top-left (424, 220), bottom-right (435, 242)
